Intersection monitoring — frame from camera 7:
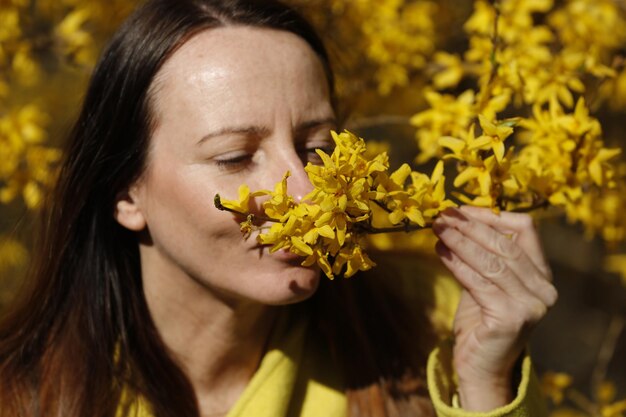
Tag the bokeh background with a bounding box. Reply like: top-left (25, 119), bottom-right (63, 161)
top-left (1, 0), bottom-right (625, 415)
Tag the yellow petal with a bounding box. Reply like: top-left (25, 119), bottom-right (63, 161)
top-left (468, 135), bottom-right (492, 151)
top-left (431, 160), bottom-right (444, 183)
top-left (290, 236), bottom-right (313, 256)
top-left (390, 163), bottom-right (412, 186)
top-left (438, 136), bottom-right (466, 154)
top-left (389, 209), bottom-right (406, 225)
top-left (493, 141), bottom-right (505, 163)
top-left (317, 225), bottom-right (335, 239)
top-left (454, 167), bottom-right (480, 187)
top-left (478, 171), bottom-right (492, 196)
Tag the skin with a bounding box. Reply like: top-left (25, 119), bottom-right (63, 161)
top-left (433, 206), bottom-right (557, 411)
top-left (114, 26), bottom-right (557, 415)
top-left (115, 26), bottom-right (336, 416)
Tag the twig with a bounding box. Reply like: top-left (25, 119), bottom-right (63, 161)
top-left (588, 54), bottom-right (625, 110)
top-left (475, 0), bottom-right (502, 119)
top-left (508, 199), bottom-right (550, 213)
top-left (213, 195), bottom-right (279, 224)
top-left (373, 199), bottom-right (393, 214)
top-left (590, 315), bottom-right (625, 402)
top-left (567, 389), bottom-right (600, 417)
top-left (355, 223), bottom-right (433, 235)
top-left (615, 0), bottom-right (626, 13)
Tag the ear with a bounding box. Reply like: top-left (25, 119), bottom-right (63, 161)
top-left (114, 188), bottom-right (147, 231)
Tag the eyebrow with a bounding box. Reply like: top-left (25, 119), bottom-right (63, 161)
top-left (296, 117), bottom-right (337, 131)
top-left (195, 117), bottom-right (337, 146)
top-left (196, 126), bottom-right (270, 146)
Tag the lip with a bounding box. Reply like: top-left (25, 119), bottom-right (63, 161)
top-left (272, 249), bottom-right (305, 262)
top-left (252, 244), bottom-right (306, 263)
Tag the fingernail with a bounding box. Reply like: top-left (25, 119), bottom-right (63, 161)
top-left (435, 241), bottom-right (452, 260)
top-left (446, 207), bottom-right (468, 222)
top-left (432, 221), bottom-right (447, 234)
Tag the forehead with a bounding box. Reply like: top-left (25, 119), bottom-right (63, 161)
top-left (149, 26), bottom-right (330, 124)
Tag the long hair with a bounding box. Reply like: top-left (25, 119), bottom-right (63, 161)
top-left (0, 1), bottom-right (436, 416)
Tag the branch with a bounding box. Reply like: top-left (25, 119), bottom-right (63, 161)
top-left (566, 389), bottom-right (600, 417)
top-left (373, 199), bottom-right (393, 214)
top-left (345, 115), bottom-right (412, 130)
top-left (355, 222), bottom-right (432, 235)
top-left (213, 195), bottom-right (279, 224)
top-left (590, 315), bottom-right (625, 402)
top-left (507, 199), bottom-right (550, 213)
top-left (475, 0), bottom-right (502, 115)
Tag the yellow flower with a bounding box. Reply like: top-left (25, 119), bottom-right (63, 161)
top-left (331, 242), bottom-right (375, 278)
top-left (598, 381), bottom-right (617, 405)
top-left (254, 130), bottom-right (392, 278)
top-left (376, 160), bottom-right (455, 226)
top-left (0, 237), bottom-right (28, 271)
top-left (219, 183), bottom-right (268, 214)
top-left (55, 7), bottom-right (96, 66)
top-left (605, 254), bottom-right (626, 286)
top-left (469, 115), bottom-right (515, 163)
top-left (12, 43), bottom-right (41, 86)
top-left (263, 171), bottom-right (294, 219)
top-left (0, 7), bottom-right (21, 43)
top-left (453, 157), bottom-right (495, 203)
top-left (549, 409), bottom-right (587, 417)
top-left (588, 148), bottom-right (621, 187)
top-left (602, 400), bottom-right (626, 417)
top-left (432, 52), bottom-right (464, 90)
top-left (540, 371), bottom-right (573, 405)
top-left (411, 89), bottom-right (475, 163)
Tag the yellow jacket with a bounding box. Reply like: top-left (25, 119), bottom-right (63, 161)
top-left (123, 258), bottom-right (548, 417)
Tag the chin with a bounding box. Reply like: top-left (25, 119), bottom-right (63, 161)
top-left (261, 266), bottom-right (321, 306)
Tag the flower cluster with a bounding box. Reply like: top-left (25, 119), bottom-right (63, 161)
top-left (217, 130), bottom-right (456, 279)
top-left (0, 0), bottom-right (136, 279)
top-left (540, 372), bottom-right (626, 417)
top-left (411, 0), bottom-right (626, 249)
top-left (0, 105), bottom-right (61, 209)
top-left (0, 0), bottom-right (139, 213)
top-left (290, 0), bottom-right (437, 96)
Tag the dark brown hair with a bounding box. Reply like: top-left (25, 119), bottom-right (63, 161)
top-left (0, 1), bottom-right (436, 416)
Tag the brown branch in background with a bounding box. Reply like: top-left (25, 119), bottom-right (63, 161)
top-left (355, 223), bottom-right (433, 235)
top-left (570, 133), bottom-right (586, 175)
top-left (587, 54), bottom-right (625, 111)
top-left (373, 199), bottom-right (393, 214)
top-left (488, 0), bottom-right (502, 87)
top-left (475, 0), bottom-right (502, 118)
top-left (590, 315), bottom-right (626, 402)
top-left (615, 0), bottom-right (626, 14)
top-left (345, 115), bottom-right (412, 130)
top-left (567, 389), bottom-right (601, 417)
top-left (507, 199), bottom-right (550, 213)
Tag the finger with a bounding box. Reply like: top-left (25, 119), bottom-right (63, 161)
top-left (433, 221), bottom-right (539, 303)
top-left (459, 206), bottom-right (552, 279)
top-left (436, 239), bottom-right (552, 336)
top-left (435, 240), bottom-right (507, 311)
top-left (437, 209), bottom-right (558, 307)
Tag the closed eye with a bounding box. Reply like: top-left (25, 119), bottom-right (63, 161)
top-left (214, 154), bottom-right (254, 171)
top-left (300, 145), bottom-right (334, 165)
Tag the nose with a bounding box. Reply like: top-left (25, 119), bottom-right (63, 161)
top-left (267, 146), bottom-right (314, 202)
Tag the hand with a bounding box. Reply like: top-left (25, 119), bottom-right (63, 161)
top-left (432, 206), bottom-right (557, 412)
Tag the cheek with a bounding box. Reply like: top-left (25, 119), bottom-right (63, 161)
top-left (141, 165), bottom-right (237, 250)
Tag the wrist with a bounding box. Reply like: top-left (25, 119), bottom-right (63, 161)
top-left (456, 377), bottom-right (513, 411)
top-left (453, 349), bottom-right (521, 411)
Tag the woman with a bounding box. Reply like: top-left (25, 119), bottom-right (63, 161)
top-left (0, 0), bottom-right (557, 416)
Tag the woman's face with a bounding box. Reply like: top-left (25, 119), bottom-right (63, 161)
top-left (119, 26), bottom-right (335, 305)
